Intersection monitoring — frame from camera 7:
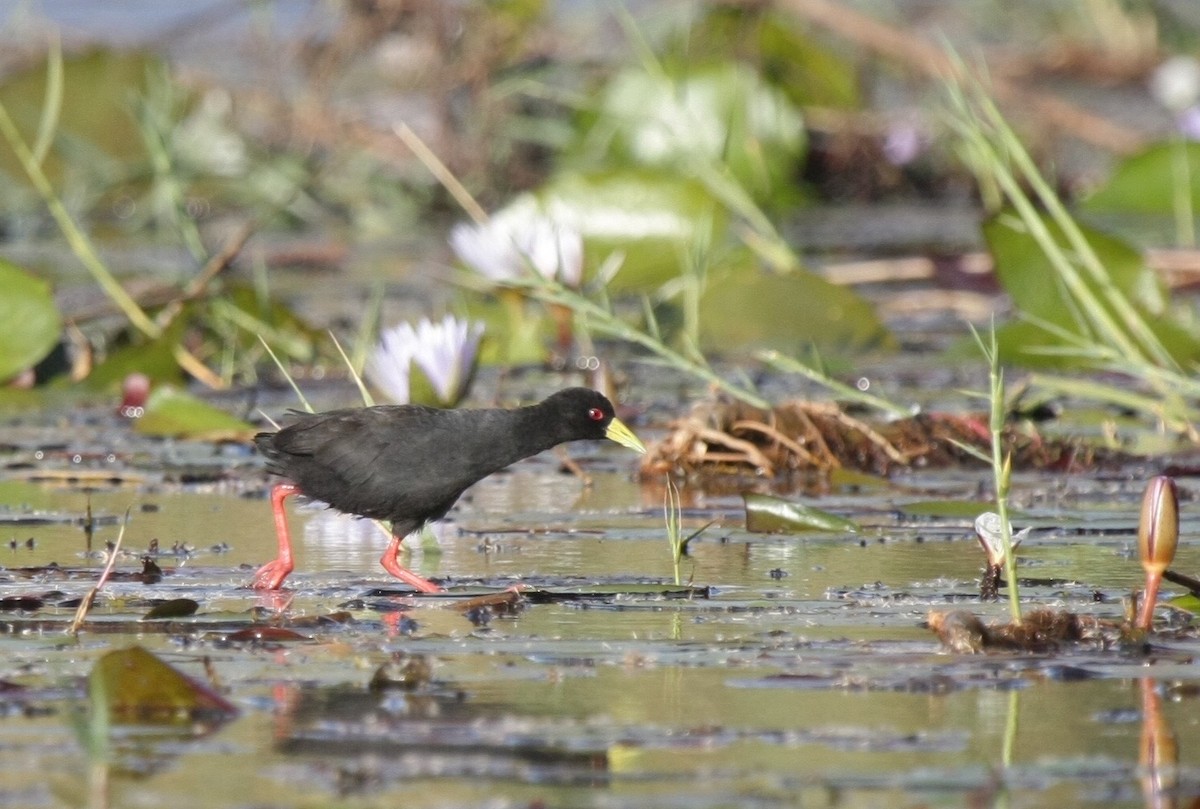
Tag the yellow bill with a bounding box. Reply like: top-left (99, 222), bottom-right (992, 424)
top-left (605, 417), bottom-right (647, 454)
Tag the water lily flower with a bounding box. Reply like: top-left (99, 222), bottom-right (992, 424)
top-left (449, 197), bottom-right (583, 286)
top-left (365, 316), bottom-right (483, 407)
top-left (973, 512), bottom-right (1028, 566)
top-left (1137, 475), bottom-right (1179, 631)
top-left (974, 512), bottom-right (1029, 600)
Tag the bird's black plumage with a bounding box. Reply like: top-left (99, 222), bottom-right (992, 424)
top-left (251, 387), bottom-right (645, 590)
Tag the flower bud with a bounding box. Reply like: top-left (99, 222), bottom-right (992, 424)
top-left (1136, 476), bottom-right (1179, 631)
top-left (1138, 476), bottom-right (1179, 575)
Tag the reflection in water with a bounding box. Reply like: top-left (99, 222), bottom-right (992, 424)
top-left (300, 506), bottom-right (452, 574)
top-left (1139, 678), bottom-right (1185, 809)
top-left (269, 673), bottom-right (608, 792)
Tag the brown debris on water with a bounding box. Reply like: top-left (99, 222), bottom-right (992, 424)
top-left (928, 608), bottom-right (1126, 654)
top-left (642, 397), bottom-right (1108, 482)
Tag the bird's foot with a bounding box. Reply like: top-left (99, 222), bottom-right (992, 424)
top-left (251, 558), bottom-right (293, 590)
top-left (379, 535), bottom-right (444, 594)
top-left (381, 564), bottom-right (444, 594)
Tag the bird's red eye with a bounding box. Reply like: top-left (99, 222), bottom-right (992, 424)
top-left (587, 407), bottom-right (605, 421)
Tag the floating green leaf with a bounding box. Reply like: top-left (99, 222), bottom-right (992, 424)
top-left (698, 262), bottom-right (892, 355)
top-left (743, 493), bottom-right (859, 534)
top-left (0, 49), bottom-right (159, 183)
top-left (141, 598), bottom-right (200, 620)
top-left (134, 386), bottom-right (253, 440)
top-left (538, 169), bottom-right (724, 291)
top-left (89, 646), bottom-right (236, 722)
top-left (0, 259), bottom-right (61, 383)
top-left (1169, 593), bottom-right (1200, 614)
top-left (898, 500), bottom-right (995, 519)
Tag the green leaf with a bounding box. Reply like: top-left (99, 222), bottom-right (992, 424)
top-left (141, 598), bottom-right (200, 620)
top-left (983, 210), bottom-right (1200, 366)
top-left (586, 64), bottom-right (805, 205)
top-left (89, 646), bottom-right (237, 722)
top-left (743, 493), bottom-right (859, 534)
top-left (698, 262), bottom-right (893, 355)
top-left (0, 258), bottom-right (61, 382)
top-left (539, 169), bottom-right (725, 291)
top-left (1169, 593), bottom-right (1200, 614)
top-left (1083, 141), bottom-right (1200, 215)
top-left (79, 319), bottom-right (187, 392)
top-left (0, 49), bottom-right (161, 183)
top-left (898, 500), bottom-right (994, 519)
top-left (134, 385), bottom-right (253, 440)
top-left (663, 6), bottom-right (860, 109)
top-left (461, 290), bottom-right (552, 366)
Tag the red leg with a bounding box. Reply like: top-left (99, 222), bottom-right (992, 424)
top-left (379, 532), bottom-right (443, 593)
top-left (253, 483), bottom-right (300, 590)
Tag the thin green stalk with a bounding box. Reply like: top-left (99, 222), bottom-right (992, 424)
top-left (258, 336), bottom-right (312, 414)
top-left (329, 330), bottom-right (374, 407)
top-left (351, 284), bottom-right (385, 378)
top-left (467, 271), bottom-right (770, 408)
top-left (135, 83), bottom-right (206, 263)
top-left (665, 476), bottom-right (683, 586)
top-left (944, 57), bottom-right (1174, 372)
top-left (756, 350), bottom-right (911, 418)
top-left (31, 33), bottom-right (62, 166)
top-left (971, 323), bottom-right (1021, 624)
top-left (0, 98), bottom-right (160, 338)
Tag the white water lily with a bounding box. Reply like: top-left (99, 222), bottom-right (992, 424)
top-left (973, 512), bottom-right (1030, 566)
top-left (365, 315), bottom-right (483, 406)
top-left (449, 196), bottom-right (583, 286)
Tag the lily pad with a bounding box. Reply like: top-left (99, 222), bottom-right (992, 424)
top-left (539, 169), bottom-right (724, 291)
top-left (141, 598), bottom-right (200, 620)
top-left (697, 263), bottom-right (893, 356)
top-left (0, 49), bottom-right (160, 183)
top-left (898, 500), bottom-right (992, 519)
top-left (1169, 593), bottom-right (1200, 614)
top-left (0, 259), bottom-right (61, 383)
top-left (134, 386), bottom-right (254, 440)
top-left (584, 63), bottom-right (805, 206)
top-left (89, 646), bottom-right (237, 722)
top-left (743, 493), bottom-right (859, 534)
